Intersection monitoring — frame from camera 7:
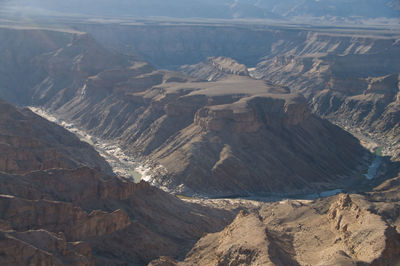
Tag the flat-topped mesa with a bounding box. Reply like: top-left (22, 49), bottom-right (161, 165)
top-left (0, 28), bottom-right (370, 197)
top-left (149, 87), bottom-right (365, 196)
top-left (194, 95), bottom-right (311, 133)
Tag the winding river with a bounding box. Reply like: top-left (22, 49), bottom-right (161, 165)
top-left (29, 107), bottom-right (149, 183)
top-left (29, 107), bottom-right (384, 200)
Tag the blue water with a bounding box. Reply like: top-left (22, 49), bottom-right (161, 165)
top-left (364, 156), bottom-right (383, 180)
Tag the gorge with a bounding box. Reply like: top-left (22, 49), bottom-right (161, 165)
top-left (0, 13), bottom-right (399, 265)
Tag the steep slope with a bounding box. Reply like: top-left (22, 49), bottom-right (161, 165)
top-left (179, 57), bottom-right (250, 81)
top-left (0, 27), bottom-right (75, 105)
top-left (0, 99), bottom-right (233, 265)
top-left (158, 183), bottom-right (400, 265)
top-left (0, 27), bottom-right (133, 106)
top-left (0, 168), bottom-right (233, 265)
top-left (253, 31), bottom-right (400, 159)
top-left (133, 77), bottom-right (367, 196)
top-left (0, 99), bottom-right (111, 174)
top-left (0, 27), bottom-right (370, 197)
top-left (41, 46), bottom-right (369, 197)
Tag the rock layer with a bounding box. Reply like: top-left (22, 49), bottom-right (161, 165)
top-left (165, 188), bottom-right (400, 265)
top-left (0, 99), bottom-right (111, 174)
top-left (0, 27), bottom-right (369, 196)
top-left (0, 99), bottom-right (233, 265)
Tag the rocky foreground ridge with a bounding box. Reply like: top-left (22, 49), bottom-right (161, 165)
top-left (0, 98), bottom-right (399, 265)
top-left (0, 24), bottom-right (399, 266)
top-left (0, 99), bottom-right (232, 265)
top-left (151, 186), bottom-right (400, 265)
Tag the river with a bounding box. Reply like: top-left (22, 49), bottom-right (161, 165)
top-left (29, 107), bottom-right (150, 183)
top-left (29, 106), bottom-right (384, 200)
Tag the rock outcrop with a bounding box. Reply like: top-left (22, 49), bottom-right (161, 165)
top-left (0, 99), bottom-right (111, 174)
top-left (252, 31), bottom-right (400, 160)
top-left (0, 230), bottom-right (94, 266)
top-left (55, 72), bottom-right (367, 197)
top-left (0, 21), bottom-right (399, 266)
top-left (180, 56), bottom-right (249, 81)
top-left (0, 27), bottom-right (370, 197)
top-left (164, 187), bottom-right (400, 265)
top-left (0, 194), bottom-right (131, 241)
top-left (0, 99), bottom-right (233, 265)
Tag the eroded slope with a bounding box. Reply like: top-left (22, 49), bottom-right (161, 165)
top-left (0, 99), bottom-right (233, 265)
top-left (0, 27), bottom-right (370, 197)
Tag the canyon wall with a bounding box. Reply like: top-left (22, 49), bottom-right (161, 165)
top-left (0, 27), bottom-right (370, 197)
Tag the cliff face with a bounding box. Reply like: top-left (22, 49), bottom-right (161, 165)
top-left (0, 27), bottom-right (369, 197)
top-left (252, 31), bottom-right (400, 159)
top-left (74, 23), bottom-right (278, 69)
top-left (0, 230), bottom-right (95, 266)
top-left (0, 22), bottom-right (399, 266)
top-left (0, 99), bottom-right (233, 265)
top-left (160, 186), bottom-right (400, 266)
top-left (74, 24), bottom-right (399, 155)
top-left (0, 99), bottom-right (112, 174)
top-left (180, 57), bottom-right (249, 81)
top-left (49, 62), bottom-right (367, 196)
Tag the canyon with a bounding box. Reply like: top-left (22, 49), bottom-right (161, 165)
top-left (0, 17), bottom-right (399, 265)
top-left (0, 26), bottom-right (372, 197)
top-left (0, 100), bottom-right (233, 265)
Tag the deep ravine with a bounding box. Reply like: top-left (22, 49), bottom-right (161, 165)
top-left (29, 106), bottom-right (385, 201)
top-left (29, 107), bottom-right (151, 183)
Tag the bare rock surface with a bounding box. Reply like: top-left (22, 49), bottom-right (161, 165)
top-left (0, 27), bottom-right (371, 197)
top-left (0, 99), bottom-right (233, 265)
top-left (163, 188), bottom-right (400, 266)
top-left (179, 56), bottom-right (249, 81)
top-left (0, 98), bottom-right (111, 174)
top-left (252, 31), bottom-right (400, 160)
top-left (0, 23), bottom-right (399, 266)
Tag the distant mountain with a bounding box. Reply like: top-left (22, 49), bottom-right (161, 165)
top-left (238, 0), bottom-right (400, 19)
top-left (4, 0), bottom-right (399, 21)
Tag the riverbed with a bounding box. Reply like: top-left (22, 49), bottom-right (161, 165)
top-left (29, 106), bottom-right (384, 201)
top-left (29, 107), bottom-right (150, 183)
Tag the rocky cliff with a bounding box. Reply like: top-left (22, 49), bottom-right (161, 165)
top-left (0, 99), bottom-right (233, 265)
top-left (73, 23), bottom-right (399, 156)
top-left (179, 57), bottom-right (249, 81)
top-left (70, 24), bottom-right (400, 157)
top-left (252, 31), bottom-right (400, 159)
top-left (0, 21), bottom-right (399, 266)
top-left (50, 68), bottom-right (368, 196)
top-left (155, 181), bottom-right (400, 265)
top-left (0, 99), bottom-right (111, 174)
top-left (0, 27), bottom-right (370, 197)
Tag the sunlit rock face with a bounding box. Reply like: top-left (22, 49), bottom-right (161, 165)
top-left (0, 28), bottom-right (369, 197)
top-left (0, 99), bottom-right (232, 265)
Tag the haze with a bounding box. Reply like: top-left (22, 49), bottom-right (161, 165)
top-left (2, 0), bottom-right (400, 23)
